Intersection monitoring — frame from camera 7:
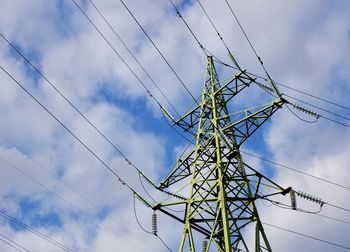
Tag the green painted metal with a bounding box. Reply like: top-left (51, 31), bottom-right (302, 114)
top-left (154, 56), bottom-right (289, 251)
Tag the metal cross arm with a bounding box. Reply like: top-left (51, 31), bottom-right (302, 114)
top-left (221, 98), bottom-right (287, 146)
top-left (172, 70), bottom-right (257, 133)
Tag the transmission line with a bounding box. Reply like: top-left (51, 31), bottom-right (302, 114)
top-left (0, 32), bottom-right (143, 176)
top-left (0, 62), bottom-right (163, 252)
top-left (277, 81), bottom-right (350, 112)
top-left (315, 213), bottom-right (350, 226)
top-left (0, 238), bottom-right (23, 252)
top-left (165, 0), bottom-right (350, 118)
top-left (196, 0), bottom-right (230, 52)
top-left (0, 233), bottom-right (29, 252)
top-left (0, 65), bottom-right (136, 194)
top-left (68, 0), bottom-right (166, 110)
top-left (0, 210), bottom-right (73, 252)
top-left (223, 0), bottom-right (273, 81)
top-left (320, 114), bottom-right (350, 129)
top-left (263, 222), bottom-right (350, 250)
top-left (0, 155), bottom-right (86, 214)
top-left (285, 94), bottom-right (350, 122)
top-left (1, 23), bottom-right (182, 209)
top-left (325, 202), bottom-right (350, 213)
top-left (85, 0), bottom-right (180, 117)
top-left (240, 151), bottom-right (350, 191)
top-left (118, 0), bottom-right (199, 105)
top-left (0, 133), bottom-right (109, 212)
top-left (215, 58), bottom-right (350, 113)
top-left (262, 196), bottom-right (350, 223)
top-left (167, 0), bottom-right (209, 57)
top-left (0, 147), bottom-right (147, 251)
top-left (202, 0), bottom-right (350, 116)
top-left (0, 28), bottom-right (160, 192)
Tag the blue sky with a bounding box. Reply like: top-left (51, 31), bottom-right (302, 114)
top-left (0, 0), bottom-right (350, 251)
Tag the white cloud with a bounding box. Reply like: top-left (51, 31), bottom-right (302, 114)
top-left (0, 0), bottom-right (349, 251)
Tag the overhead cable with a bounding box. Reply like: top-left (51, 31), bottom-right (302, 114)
top-left (223, 0), bottom-right (271, 78)
top-left (325, 202), bottom-right (350, 213)
top-left (213, 59), bottom-right (350, 113)
top-left (68, 0), bottom-right (164, 109)
top-left (0, 237), bottom-right (24, 252)
top-left (0, 155), bottom-right (85, 214)
top-left (285, 94), bottom-right (350, 122)
top-left (0, 149), bottom-right (146, 251)
top-left (0, 233), bottom-right (29, 252)
top-left (0, 65), bottom-right (169, 250)
top-left (241, 151), bottom-right (350, 191)
top-left (167, 0), bottom-right (209, 56)
top-left (86, 0), bottom-right (180, 117)
top-left (195, 0), bottom-right (242, 69)
top-left (261, 196), bottom-right (350, 226)
top-left (119, 0), bottom-right (199, 105)
top-left (0, 65), bottom-right (136, 194)
top-left (0, 29), bottom-right (158, 192)
top-left (321, 114), bottom-right (350, 129)
top-left (0, 210), bottom-right (73, 252)
top-left (315, 213), bottom-right (350, 226)
top-left (0, 32), bottom-right (145, 174)
top-left (278, 81), bottom-right (350, 112)
top-left (263, 222), bottom-right (350, 250)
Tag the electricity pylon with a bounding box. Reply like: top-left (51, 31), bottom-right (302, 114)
top-left (154, 55), bottom-right (291, 251)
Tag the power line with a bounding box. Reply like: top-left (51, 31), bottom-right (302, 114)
top-left (147, 2), bottom-right (350, 193)
top-left (315, 213), bottom-right (350, 226)
top-left (214, 59), bottom-right (350, 113)
top-left (1, 27), bottom-right (162, 201)
top-left (0, 65), bottom-right (136, 194)
top-left (86, 0), bottom-right (180, 117)
top-left (0, 237), bottom-right (23, 252)
top-left (119, 0), bottom-right (199, 105)
top-left (67, 0), bottom-right (164, 110)
top-left (2, 17), bottom-right (175, 249)
top-left (194, 0), bottom-right (243, 71)
top-left (284, 94), bottom-right (350, 122)
top-left (325, 202), bottom-right (350, 213)
top-left (0, 147), bottom-right (147, 251)
top-left (0, 210), bottom-right (73, 252)
top-left (320, 114), bottom-right (350, 129)
top-left (241, 151), bottom-right (350, 191)
top-left (0, 233), bottom-right (29, 252)
top-left (264, 196), bottom-right (350, 226)
top-left (0, 62), bottom-right (162, 252)
top-left (223, 0), bottom-right (276, 84)
top-left (278, 81), bottom-right (350, 112)
top-left (0, 31), bottom-right (142, 176)
top-left (167, 0), bottom-right (209, 57)
top-left (0, 133), bottom-right (105, 211)
top-left (0, 155), bottom-right (86, 214)
top-left (196, 0), bottom-right (230, 52)
top-left (172, 0), bottom-right (348, 117)
top-left (263, 222), bottom-right (350, 250)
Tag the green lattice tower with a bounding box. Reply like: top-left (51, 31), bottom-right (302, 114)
top-left (155, 56), bottom-right (289, 251)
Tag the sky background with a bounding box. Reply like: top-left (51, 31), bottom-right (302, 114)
top-left (0, 0), bottom-right (350, 251)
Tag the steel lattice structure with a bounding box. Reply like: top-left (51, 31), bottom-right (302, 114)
top-left (153, 56), bottom-right (291, 251)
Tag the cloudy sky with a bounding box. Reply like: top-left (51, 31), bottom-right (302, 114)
top-left (0, 0), bottom-right (350, 251)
